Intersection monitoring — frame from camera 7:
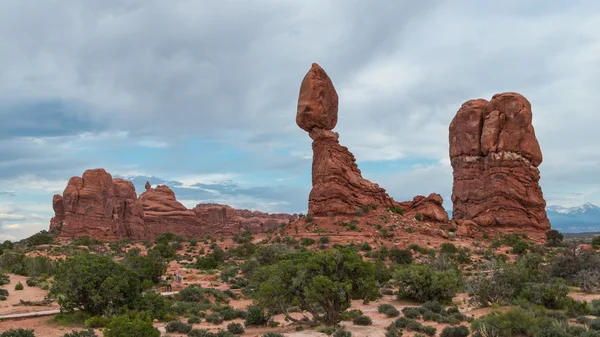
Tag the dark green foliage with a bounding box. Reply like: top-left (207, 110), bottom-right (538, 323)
top-left (206, 313), bottom-right (224, 324)
top-left (333, 328), bottom-right (352, 337)
top-left (227, 322), bottom-right (244, 334)
top-left (62, 329), bottom-right (98, 337)
top-left (25, 231), bottom-right (53, 246)
top-left (26, 279), bottom-right (36, 287)
top-left (14, 281), bottom-right (23, 290)
top-left (301, 238), bottom-right (316, 246)
top-left (511, 241), bottom-right (529, 255)
top-left (122, 248), bottom-right (167, 285)
top-left (188, 316), bottom-right (202, 324)
top-left (0, 253), bottom-right (54, 277)
top-left (545, 230), bottom-right (563, 247)
top-left (440, 326), bottom-right (469, 337)
top-left (392, 317), bottom-right (436, 336)
top-left (415, 213), bottom-right (423, 221)
top-left (70, 236), bottom-right (101, 247)
top-left (378, 304), bottom-right (400, 317)
top-left (520, 278), bottom-right (569, 309)
top-left (254, 248), bottom-right (378, 325)
top-left (262, 333), bottom-right (285, 337)
top-left (0, 329), bottom-right (36, 337)
top-left (245, 306), bottom-right (269, 326)
top-left (196, 256), bottom-right (219, 269)
top-left (84, 316), bottom-right (109, 328)
top-left (131, 291), bottom-right (173, 319)
top-left (390, 247), bottom-right (413, 265)
top-left (389, 206), bottom-right (404, 215)
top-left (155, 232), bottom-right (183, 245)
top-left (441, 243), bottom-right (458, 255)
top-left (374, 259), bottom-right (391, 283)
top-left (233, 230), bottom-right (254, 244)
top-left (592, 236), bottom-right (600, 248)
top-left (384, 323), bottom-right (403, 337)
top-left (165, 320), bottom-right (193, 333)
top-left (320, 236), bottom-right (330, 244)
top-left (50, 254), bottom-right (141, 315)
top-left (103, 312), bottom-right (160, 337)
top-left (0, 295), bottom-right (6, 300)
top-left (353, 315), bottom-right (372, 325)
top-left (151, 242), bottom-right (176, 259)
top-left (394, 264), bottom-right (462, 303)
top-left (470, 307), bottom-right (554, 337)
top-left (401, 307), bottom-right (421, 319)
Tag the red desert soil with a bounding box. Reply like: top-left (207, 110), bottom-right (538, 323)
top-left (0, 274), bottom-right (59, 316)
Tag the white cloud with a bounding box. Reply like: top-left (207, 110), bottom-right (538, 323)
top-left (0, 213), bottom-right (26, 221)
top-left (2, 224), bottom-right (21, 230)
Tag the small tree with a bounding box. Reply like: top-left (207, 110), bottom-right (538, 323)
top-left (545, 230), bottom-right (563, 247)
top-left (103, 312), bottom-right (160, 337)
top-left (255, 248), bottom-right (378, 326)
top-left (50, 254), bottom-right (141, 315)
top-left (395, 264), bottom-right (462, 303)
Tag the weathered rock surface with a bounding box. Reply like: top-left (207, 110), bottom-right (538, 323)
top-left (449, 92), bottom-right (550, 229)
top-left (50, 169), bottom-right (296, 240)
top-left (297, 63), bottom-right (448, 220)
top-left (297, 64), bottom-right (399, 216)
top-left (49, 168), bottom-right (146, 239)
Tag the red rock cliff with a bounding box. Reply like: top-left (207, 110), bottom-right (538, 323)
top-left (449, 92), bottom-right (550, 229)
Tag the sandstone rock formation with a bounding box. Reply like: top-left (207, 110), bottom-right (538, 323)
top-left (449, 92), bottom-right (550, 229)
top-left (50, 169), bottom-right (295, 240)
top-left (297, 63), bottom-right (448, 221)
top-left (49, 168), bottom-right (146, 240)
top-left (297, 64), bottom-right (398, 216)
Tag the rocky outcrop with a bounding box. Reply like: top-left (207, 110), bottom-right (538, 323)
top-left (297, 63), bottom-right (448, 220)
top-left (297, 63), bottom-right (398, 216)
top-left (50, 169), bottom-right (296, 240)
top-left (449, 92), bottom-right (550, 229)
top-left (49, 168), bottom-right (146, 239)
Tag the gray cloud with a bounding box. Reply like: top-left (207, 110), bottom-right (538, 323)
top-left (0, 0), bottom-right (598, 228)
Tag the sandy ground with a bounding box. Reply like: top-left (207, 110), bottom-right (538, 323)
top-left (0, 274), bottom-right (60, 315)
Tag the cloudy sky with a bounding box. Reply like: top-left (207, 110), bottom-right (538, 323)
top-left (1, 0), bottom-right (599, 240)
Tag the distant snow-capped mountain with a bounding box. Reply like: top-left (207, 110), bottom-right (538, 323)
top-left (546, 203), bottom-right (600, 233)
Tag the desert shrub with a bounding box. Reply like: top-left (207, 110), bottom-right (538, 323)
top-left (14, 281), bottom-right (23, 290)
top-left (197, 256), bottom-right (219, 270)
top-left (84, 315), bottom-right (109, 328)
top-left (254, 248), bottom-right (378, 326)
top-left (441, 243), bottom-right (459, 255)
top-left (333, 328), bottom-right (352, 337)
top-left (374, 259), bottom-right (391, 283)
top-left (545, 230), bottom-right (564, 247)
top-left (470, 307), bottom-right (551, 337)
top-left (378, 304), bottom-right (400, 317)
top-left (0, 329), bottom-right (36, 337)
top-left (131, 291), bottom-right (172, 319)
top-left (415, 213), bottom-right (423, 221)
top-left (206, 313), bottom-right (224, 325)
top-left (188, 315), bottom-right (202, 324)
top-left (0, 288), bottom-right (9, 296)
top-left (395, 264), bottom-right (462, 303)
top-left (62, 330), bottom-right (98, 337)
top-left (520, 278), bottom-right (569, 309)
top-left (25, 231), bottom-right (53, 246)
top-left (392, 317), bottom-right (436, 335)
top-left (262, 333), bottom-right (285, 337)
top-left (590, 318), bottom-right (600, 331)
top-left (301, 238), bottom-right (316, 246)
top-left (511, 241), bottom-right (529, 255)
top-left (384, 323), bottom-right (403, 337)
top-left (50, 254), bottom-right (141, 315)
top-left (0, 253), bottom-right (54, 277)
top-left (214, 305), bottom-right (245, 320)
top-left (122, 248), bottom-right (167, 285)
top-left (103, 312), bottom-right (160, 337)
top-left (402, 307), bottom-right (421, 319)
top-left (320, 236), bottom-right (330, 244)
top-left (440, 326), bottom-right (469, 337)
top-left (353, 315), bottom-right (372, 325)
top-left (390, 247), bottom-right (413, 265)
top-left (233, 230), bottom-right (254, 244)
top-left (0, 295), bottom-right (7, 300)
top-left (178, 285), bottom-right (207, 302)
top-left (227, 322), bottom-right (245, 334)
top-left (245, 305), bottom-right (269, 326)
top-left (592, 236), bottom-right (600, 248)
top-left (26, 278), bottom-right (36, 287)
top-left (422, 301), bottom-right (443, 313)
top-left (151, 242), bottom-right (176, 259)
top-left (165, 320), bottom-right (193, 333)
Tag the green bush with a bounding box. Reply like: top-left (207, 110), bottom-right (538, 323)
top-left (245, 306), bottom-right (269, 326)
top-left (25, 231), bottom-right (53, 246)
top-left (402, 307), bottom-right (421, 319)
top-left (103, 312), bottom-right (159, 337)
top-left (0, 329), bottom-right (36, 337)
top-left (50, 254), bottom-right (141, 315)
top-left (592, 236), bottom-right (600, 248)
top-left (0, 288), bottom-right (9, 296)
top-left (188, 316), bottom-right (202, 324)
top-left (440, 326), bottom-right (469, 337)
top-left (62, 330), bottom-right (98, 337)
top-left (422, 301), bottom-right (443, 313)
top-left (15, 281), bottom-right (24, 290)
top-left (0, 295), bottom-right (6, 300)
top-left (122, 248), bottom-right (167, 285)
top-left (227, 322), bottom-right (245, 334)
top-left (131, 291), bottom-right (173, 320)
top-left (353, 315), bottom-right (372, 325)
top-left (471, 307), bottom-right (546, 337)
top-left (301, 238), bottom-right (315, 246)
top-left (378, 304), bottom-right (400, 317)
top-left (415, 213), bottom-right (423, 221)
top-left (165, 320), bottom-right (193, 333)
top-left (84, 315), bottom-right (109, 328)
top-left (395, 264), bottom-right (462, 303)
top-left (320, 236), bottom-right (330, 244)
top-left (390, 247), bottom-right (413, 265)
top-left (545, 230), bottom-right (563, 247)
top-left (520, 279), bottom-right (569, 309)
top-left (262, 333), bottom-right (285, 337)
top-left (26, 279), bottom-right (36, 287)
top-left (333, 328), bottom-right (352, 337)
top-left (196, 256), bottom-right (219, 270)
top-left (206, 313), bottom-right (224, 325)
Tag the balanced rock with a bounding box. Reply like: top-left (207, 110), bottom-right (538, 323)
top-left (297, 64), bottom-right (397, 216)
top-left (49, 168), bottom-right (146, 239)
top-left (449, 92), bottom-right (550, 229)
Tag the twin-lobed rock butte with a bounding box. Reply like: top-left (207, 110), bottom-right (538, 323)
top-left (449, 92), bottom-right (550, 229)
top-left (50, 169), bottom-right (295, 240)
top-left (297, 63), bottom-right (448, 222)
